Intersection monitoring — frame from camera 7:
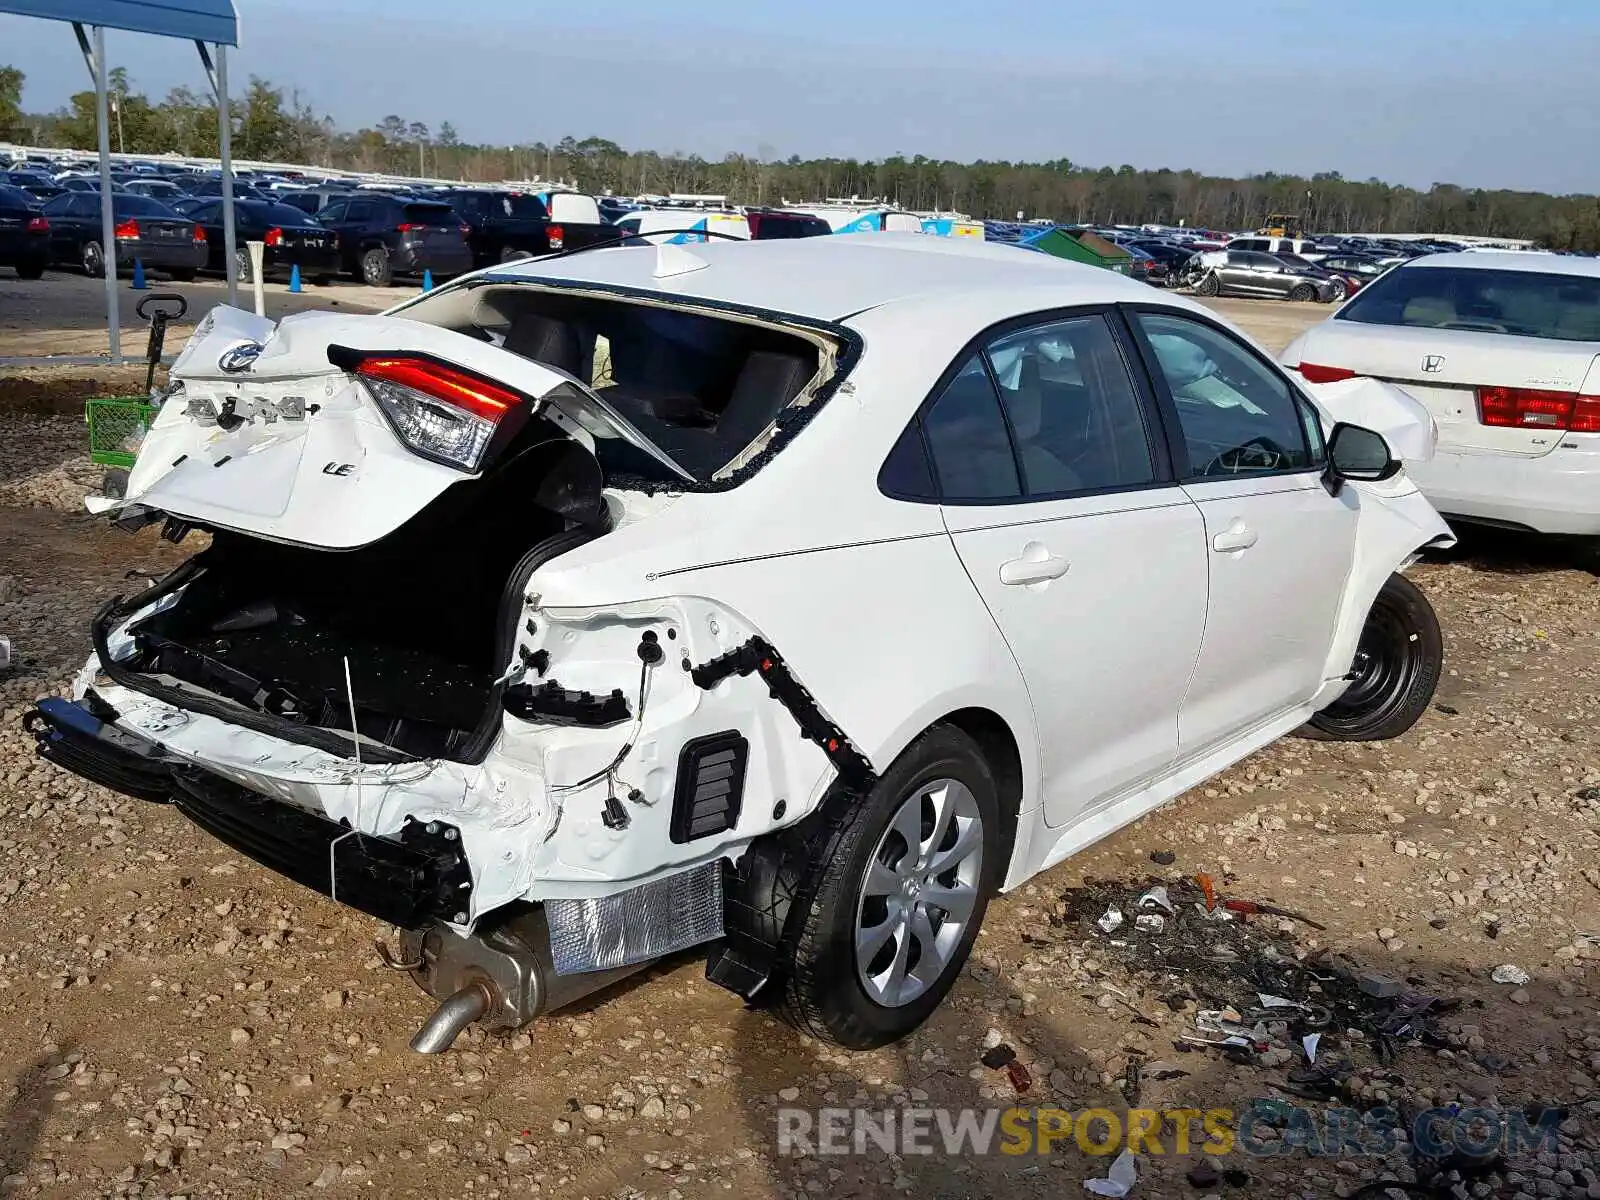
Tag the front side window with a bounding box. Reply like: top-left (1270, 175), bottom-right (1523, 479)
top-left (983, 316), bottom-right (1155, 495)
top-left (1135, 312), bottom-right (1316, 478)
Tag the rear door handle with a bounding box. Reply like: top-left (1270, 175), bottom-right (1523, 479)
top-left (1211, 521), bottom-right (1258, 553)
top-left (999, 544), bottom-right (1070, 586)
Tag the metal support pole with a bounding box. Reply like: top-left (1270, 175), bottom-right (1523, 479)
top-left (198, 40), bottom-right (238, 306)
top-left (76, 23), bottom-right (120, 360)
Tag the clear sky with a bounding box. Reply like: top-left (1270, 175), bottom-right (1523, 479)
top-left (2, 0), bottom-right (1596, 193)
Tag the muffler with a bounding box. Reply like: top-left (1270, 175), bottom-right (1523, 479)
top-left (400, 906), bottom-right (645, 1053)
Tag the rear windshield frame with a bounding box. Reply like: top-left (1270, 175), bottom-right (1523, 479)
top-left (1335, 263), bottom-right (1600, 343)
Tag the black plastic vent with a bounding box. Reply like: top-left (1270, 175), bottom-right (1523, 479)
top-left (670, 732), bottom-right (748, 844)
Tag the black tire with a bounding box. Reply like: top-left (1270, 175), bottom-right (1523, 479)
top-left (1327, 279), bottom-right (1348, 303)
top-left (361, 247), bottom-right (392, 287)
top-left (499, 246), bottom-right (533, 263)
top-left (1308, 572), bottom-right (1442, 741)
top-left (1290, 282), bottom-right (1316, 302)
top-left (1196, 271), bottom-right (1221, 297)
top-left (81, 240), bottom-right (107, 278)
top-left (774, 725), bottom-right (1003, 1049)
top-left (15, 258), bottom-right (46, 280)
top-left (169, 268), bottom-right (197, 283)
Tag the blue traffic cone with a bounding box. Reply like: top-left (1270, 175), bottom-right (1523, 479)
top-left (131, 259), bottom-right (147, 290)
top-left (288, 263), bottom-right (303, 294)
top-left (421, 269), bottom-right (435, 292)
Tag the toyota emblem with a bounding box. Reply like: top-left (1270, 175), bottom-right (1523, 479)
top-left (218, 342), bottom-right (263, 374)
top-left (1421, 354), bottom-right (1446, 374)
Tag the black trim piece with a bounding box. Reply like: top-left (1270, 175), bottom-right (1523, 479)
top-left (670, 731), bottom-right (749, 844)
top-left (689, 637), bottom-right (875, 788)
top-left (25, 697), bottom-right (174, 803)
top-left (503, 678), bottom-right (630, 727)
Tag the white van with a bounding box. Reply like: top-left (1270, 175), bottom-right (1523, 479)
top-left (612, 209), bottom-right (751, 244)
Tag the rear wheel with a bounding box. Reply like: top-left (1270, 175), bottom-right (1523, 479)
top-left (361, 247), bottom-right (392, 287)
top-left (1327, 278), bottom-right (1348, 302)
top-left (499, 246), bottom-right (533, 263)
top-left (15, 258), bottom-right (45, 280)
top-left (1290, 282), bottom-right (1316, 302)
top-left (233, 248), bottom-right (253, 284)
top-left (169, 268), bottom-right (197, 282)
top-left (1195, 271), bottom-right (1221, 297)
top-left (81, 240), bottom-right (107, 278)
top-left (1308, 572), bottom-right (1442, 741)
top-left (775, 726), bottom-right (1001, 1049)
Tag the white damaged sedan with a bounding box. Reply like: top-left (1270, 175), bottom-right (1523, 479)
top-left (29, 234), bottom-right (1453, 1052)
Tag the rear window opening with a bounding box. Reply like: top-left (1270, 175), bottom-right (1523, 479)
top-left (1337, 265), bottom-right (1600, 342)
top-left (397, 281), bottom-right (836, 484)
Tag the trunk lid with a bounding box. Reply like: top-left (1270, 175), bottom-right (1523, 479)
top-left (104, 305), bottom-right (687, 549)
top-left (1295, 319), bottom-right (1600, 457)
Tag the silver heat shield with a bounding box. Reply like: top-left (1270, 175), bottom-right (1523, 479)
top-left (545, 861), bottom-right (725, 975)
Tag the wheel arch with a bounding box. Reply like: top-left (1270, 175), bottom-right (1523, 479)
top-left (929, 706), bottom-right (1024, 875)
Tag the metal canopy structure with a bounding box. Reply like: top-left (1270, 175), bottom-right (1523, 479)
top-left (0, 0), bottom-right (240, 361)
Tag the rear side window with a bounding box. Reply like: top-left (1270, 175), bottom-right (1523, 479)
top-left (401, 203), bottom-right (460, 228)
top-left (1337, 265), bottom-right (1600, 342)
top-left (505, 194), bottom-right (548, 219)
top-left (923, 357), bottom-right (1022, 500)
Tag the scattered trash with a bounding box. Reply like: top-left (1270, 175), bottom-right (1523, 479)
top-left (0, 635), bottom-right (10, 672)
top-left (1136, 885), bottom-right (1174, 914)
top-left (1149, 849), bottom-right (1176, 866)
top-left (1096, 906), bottom-right (1125, 934)
top-left (1433, 703), bottom-right (1459, 715)
top-left (1484, 921), bottom-right (1500, 940)
top-left (1490, 964), bottom-right (1530, 986)
top-left (980, 1043), bottom-right (1016, 1070)
top-left (1303, 1032), bottom-right (1321, 1063)
top-left (1004, 1060), bottom-right (1032, 1094)
top-left (1257, 993), bottom-right (1300, 1009)
top-left (1195, 873), bottom-right (1217, 911)
top-left (1134, 914), bottom-right (1166, 934)
top-left (1574, 786), bottom-right (1600, 802)
top-left (1222, 898), bottom-right (1327, 930)
top-left (1084, 1149), bottom-right (1138, 1197)
top-left (1222, 1168), bottom-right (1250, 1187)
top-left (1120, 1057), bottom-right (1142, 1105)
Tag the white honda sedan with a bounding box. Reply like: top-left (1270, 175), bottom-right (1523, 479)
top-left (30, 234), bottom-right (1450, 1053)
top-left (1282, 251), bottom-right (1600, 542)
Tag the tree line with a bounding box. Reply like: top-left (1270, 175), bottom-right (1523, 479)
top-left (5, 65), bottom-right (1599, 250)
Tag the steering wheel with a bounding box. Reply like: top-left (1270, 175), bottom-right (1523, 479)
top-left (1201, 436), bottom-right (1289, 476)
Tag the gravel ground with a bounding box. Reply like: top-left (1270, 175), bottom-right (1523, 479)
top-left (0, 295), bottom-right (1596, 1199)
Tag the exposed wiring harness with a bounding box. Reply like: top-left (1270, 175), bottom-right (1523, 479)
top-left (548, 655), bottom-right (655, 829)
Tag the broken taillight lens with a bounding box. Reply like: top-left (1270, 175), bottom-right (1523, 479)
top-left (354, 356), bottom-right (520, 473)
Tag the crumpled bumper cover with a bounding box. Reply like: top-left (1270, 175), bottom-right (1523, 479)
top-left (25, 696), bottom-right (473, 930)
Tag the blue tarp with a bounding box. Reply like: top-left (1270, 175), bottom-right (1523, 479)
top-left (0, 0), bottom-right (237, 43)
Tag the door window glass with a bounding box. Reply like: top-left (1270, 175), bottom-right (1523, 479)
top-left (1135, 312), bottom-right (1317, 478)
top-left (923, 356), bottom-right (1021, 500)
top-left (983, 316), bottom-right (1155, 495)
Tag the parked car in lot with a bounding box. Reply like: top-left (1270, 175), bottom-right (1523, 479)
top-left (32, 235), bottom-right (1449, 1054)
top-left (183, 198), bottom-right (341, 282)
top-left (123, 178), bottom-right (188, 204)
top-left (39, 191), bottom-right (206, 279)
top-left (440, 188), bottom-right (617, 265)
top-left (1271, 252), bottom-right (1358, 301)
top-left (279, 186), bottom-right (358, 217)
top-left (313, 193), bottom-right (473, 285)
top-left (0, 184), bottom-right (50, 279)
top-left (1283, 252), bottom-right (1600, 543)
top-left (1189, 249), bottom-right (1342, 302)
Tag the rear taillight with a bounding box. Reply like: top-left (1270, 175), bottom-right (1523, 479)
top-left (25, 216), bottom-right (47, 232)
top-left (396, 222), bottom-right (421, 233)
top-left (264, 226), bottom-right (283, 246)
top-left (547, 224), bottom-right (564, 250)
top-left (114, 218), bottom-right (139, 240)
top-left (193, 226), bottom-right (206, 243)
top-left (459, 224), bottom-right (471, 237)
top-left (1297, 363), bottom-right (1357, 384)
top-left (1479, 386), bottom-right (1600, 432)
top-left (354, 356), bottom-right (521, 472)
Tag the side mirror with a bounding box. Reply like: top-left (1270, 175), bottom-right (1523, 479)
top-left (1324, 422), bottom-right (1401, 494)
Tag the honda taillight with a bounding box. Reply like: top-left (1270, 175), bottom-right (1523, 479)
top-left (114, 218), bottom-right (140, 240)
top-left (193, 225), bottom-right (206, 243)
top-left (354, 356), bottom-right (521, 472)
top-left (1297, 363), bottom-right (1357, 384)
top-left (25, 216), bottom-right (47, 232)
top-left (1479, 385), bottom-right (1600, 432)
top-left (547, 224), bottom-right (564, 250)
top-left (264, 226), bottom-right (283, 247)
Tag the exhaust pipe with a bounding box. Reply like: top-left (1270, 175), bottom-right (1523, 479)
top-left (402, 907), bottom-right (645, 1054)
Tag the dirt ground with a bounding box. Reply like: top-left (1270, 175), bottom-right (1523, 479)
top-left (0, 278), bottom-right (1596, 1200)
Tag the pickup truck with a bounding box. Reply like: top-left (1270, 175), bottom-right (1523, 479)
top-left (441, 189), bottom-right (617, 266)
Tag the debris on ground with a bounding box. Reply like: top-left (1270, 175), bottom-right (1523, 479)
top-left (1489, 963), bottom-right (1530, 985)
top-left (1149, 849), bottom-right (1176, 866)
top-left (1083, 1149), bottom-right (1138, 1197)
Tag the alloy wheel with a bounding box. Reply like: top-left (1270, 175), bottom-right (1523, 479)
top-left (854, 778), bottom-right (984, 1008)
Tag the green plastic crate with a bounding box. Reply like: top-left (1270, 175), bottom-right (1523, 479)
top-left (85, 396), bottom-right (159, 468)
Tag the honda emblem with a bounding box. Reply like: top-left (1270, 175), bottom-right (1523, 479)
top-left (1421, 354), bottom-right (1446, 374)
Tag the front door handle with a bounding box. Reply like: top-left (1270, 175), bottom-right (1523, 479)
top-left (1211, 521), bottom-right (1258, 553)
top-left (999, 542), bottom-right (1070, 586)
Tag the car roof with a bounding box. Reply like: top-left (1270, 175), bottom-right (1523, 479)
top-left (480, 232), bottom-right (1159, 322)
top-left (1401, 250), bottom-right (1600, 278)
